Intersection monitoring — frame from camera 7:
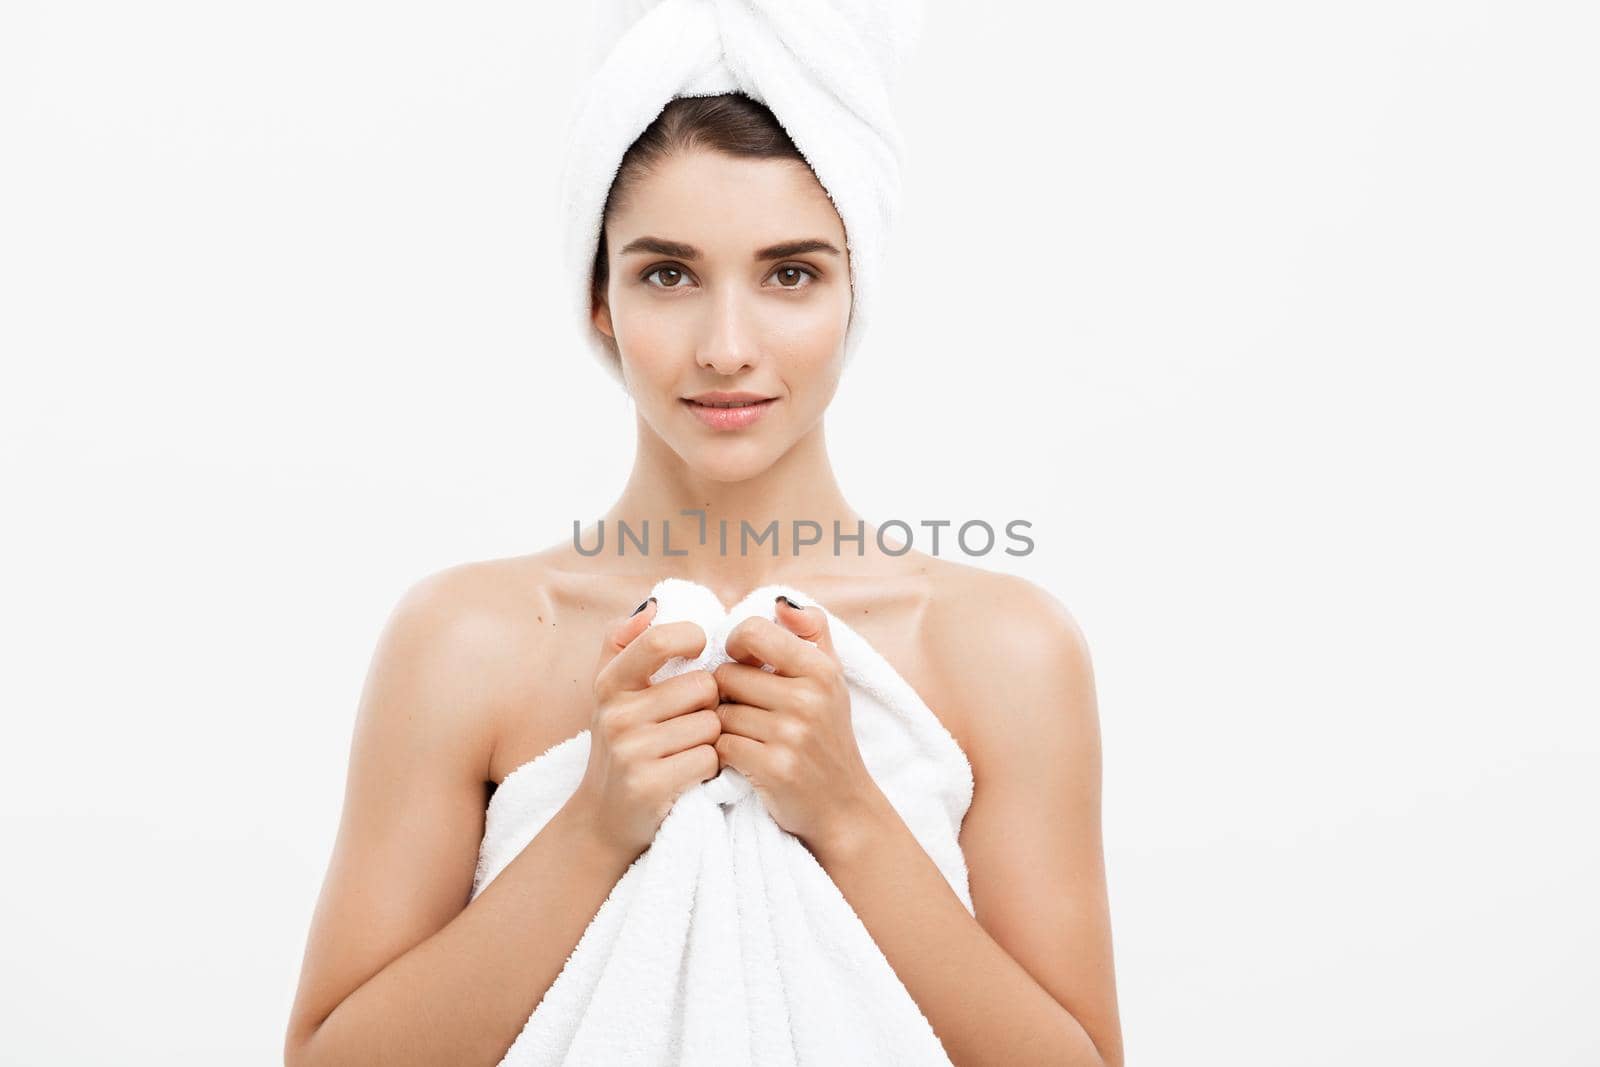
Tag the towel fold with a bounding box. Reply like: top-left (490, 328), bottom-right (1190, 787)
top-left (471, 575), bottom-right (974, 1065)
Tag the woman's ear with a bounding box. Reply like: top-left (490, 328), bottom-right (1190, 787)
top-left (591, 294), bottom-right (615, 341)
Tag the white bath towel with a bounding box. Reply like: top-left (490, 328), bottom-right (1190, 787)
top-left (470, 576), bottom-right (974, 1065)
top-left (559, 0), bottom-right (928, 388)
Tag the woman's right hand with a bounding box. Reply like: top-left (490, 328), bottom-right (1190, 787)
top-left (566, 596), bottom-right (723, 859)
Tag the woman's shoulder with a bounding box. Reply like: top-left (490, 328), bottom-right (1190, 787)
top-left (387, 549), bottom-right (678, 784)
top-left (386, 553), bottom-right (560, 662)
top-left (372, 552), bottom-right (577, 773)
top-left (915, 557), bottom-right (1097, 769)
top-left (917, 555), bottom-right (1088, 659)
top-left (390, 546), bottom-right (640, 660)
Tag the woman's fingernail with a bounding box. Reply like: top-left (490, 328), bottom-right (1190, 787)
top-left (776, 594), bottom-right (806, 611)
top-left (631, 596), bottom-right (656, 617)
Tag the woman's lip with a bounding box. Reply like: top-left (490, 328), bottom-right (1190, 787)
top-left (681, 396), bottom-right (778, 430)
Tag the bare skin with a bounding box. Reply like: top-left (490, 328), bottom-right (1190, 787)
top-left (284, 146), bottom-right (1122, 1066)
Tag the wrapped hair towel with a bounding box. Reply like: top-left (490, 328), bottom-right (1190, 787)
top-left (558, 0), bottom-right (927, 388)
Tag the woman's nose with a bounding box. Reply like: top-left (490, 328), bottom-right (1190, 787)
top-left (696, 287), bottom-right (758, 375)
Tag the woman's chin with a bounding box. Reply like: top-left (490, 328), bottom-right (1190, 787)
top-left (680, 441), bottom-right (781, 483)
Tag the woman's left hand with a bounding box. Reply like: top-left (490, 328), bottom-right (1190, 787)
top-left (713, 596), bottom-right (885, 853)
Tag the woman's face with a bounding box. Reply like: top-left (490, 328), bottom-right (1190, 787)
top-left (593, 148), bottom-right (853, 481)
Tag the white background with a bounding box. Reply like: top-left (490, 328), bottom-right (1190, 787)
top-left (3, 2), bottom-right (1596, 1063)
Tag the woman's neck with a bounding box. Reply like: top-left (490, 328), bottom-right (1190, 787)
top-left (594, 420), bottom-right (867, 597)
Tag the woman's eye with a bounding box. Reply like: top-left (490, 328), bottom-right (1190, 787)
top-left (770, 265), bottom-right (817, 289)
top-left (644, 266), bottom-right (692, 289)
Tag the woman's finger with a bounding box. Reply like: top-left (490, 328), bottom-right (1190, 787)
top-left (774, 595), bottom-right (835, 659)
top-left (642, 706), bottom-right (723, 758)
top-left (597, 618), bottom-right (708, 698)
top-left (594, 595), bottom-right (655, 678)
top-left (713, 660), bottom-right (786, 710)
top-left (629, 668), bottom-right (720, 725)
top-left (714, 730), bottom-right (768, 777)
top-left (723, 616), bottom-right (831, 679)
top-left (715, 700), bottom-right (777, 743)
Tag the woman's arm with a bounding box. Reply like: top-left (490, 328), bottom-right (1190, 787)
top-left (807, 575), bottom-right (1123, 1067)
top-left (283, 567), bottom-right (637, 1067)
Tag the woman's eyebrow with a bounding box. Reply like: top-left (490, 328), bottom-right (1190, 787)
top-left (617, 236), bottom-right (842, 260)
top-left (752, 238), bottom-right (841, 260)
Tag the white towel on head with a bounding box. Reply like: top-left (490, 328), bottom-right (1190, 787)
top-left (470, 576), bottom-right (975, 1065)
top-left (558, 0), bottom-right (927, 389)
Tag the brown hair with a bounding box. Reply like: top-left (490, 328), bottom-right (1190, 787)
top-left (590, 93), bottom-right (809, 316)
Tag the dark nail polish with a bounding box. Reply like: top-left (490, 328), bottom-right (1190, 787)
top-left (631, 596), bottom-right (656, 617)
top-left (776, 594), bottom-right (807, 611)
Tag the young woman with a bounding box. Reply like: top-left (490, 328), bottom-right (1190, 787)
top-left (284, 94), bottom-right (1122, 1066)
